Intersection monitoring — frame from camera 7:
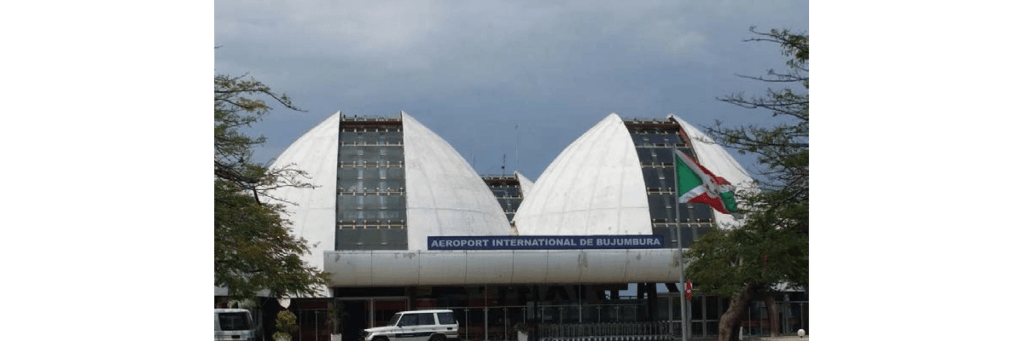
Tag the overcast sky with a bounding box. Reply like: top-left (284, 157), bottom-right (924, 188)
top-left (215, 0), bottom-right (808, 180)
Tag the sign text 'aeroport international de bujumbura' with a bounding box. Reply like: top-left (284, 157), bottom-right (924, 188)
top-left (427, 235), bottom-right (665, 250)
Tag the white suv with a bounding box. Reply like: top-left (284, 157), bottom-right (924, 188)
top-left (362, 309), bottom-right (459, 341)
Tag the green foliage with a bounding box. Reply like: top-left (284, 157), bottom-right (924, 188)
top-left (713, 27), bottom-right (808, 199)
top-left (214, 73), bottom-right (329, 300)
top-left (273, 310), bottom-right (298, 341)
top-left (685, 27), bottom-right (809, 298)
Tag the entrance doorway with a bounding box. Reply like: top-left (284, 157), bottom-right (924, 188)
top-left (337, 297), bottom-right (409, 341)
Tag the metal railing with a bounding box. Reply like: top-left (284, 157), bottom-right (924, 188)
top-left (739, 301), bottom-right (808, 338)
top-left (537, 322), bottom-right (674, 341)
top-left (439, 300), bottom-right (807, 341)
top-left (445, 303), bottom-right (675, 341)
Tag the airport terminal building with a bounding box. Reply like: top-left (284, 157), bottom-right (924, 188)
top-left (217, 112), bottom-right (807, 341)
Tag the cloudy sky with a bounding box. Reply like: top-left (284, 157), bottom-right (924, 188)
top-left (215, 0), bottom-right (808, 180)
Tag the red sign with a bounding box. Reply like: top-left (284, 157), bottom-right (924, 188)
top-left (685, 281), bottom-right (693, 301)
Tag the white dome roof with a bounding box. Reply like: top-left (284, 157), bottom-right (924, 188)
top-left (514, 171), bottom-right (534, 198)
top-left (513, 113), bottom-right (652, 235)
top-left (401, 112), bottom-right (512, 249)
top-left (266, 111), bottom-right (341, 296)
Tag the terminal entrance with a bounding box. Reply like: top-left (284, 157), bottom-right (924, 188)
top-left (249, 286), bottom-right (805, 341)
top-left (331, 283), bottom-right (681, 341)
top-left (335, 297), bottom-right (409, 341)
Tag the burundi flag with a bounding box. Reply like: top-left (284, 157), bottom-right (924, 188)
top-left (675, 149), bottom-right (739, 214)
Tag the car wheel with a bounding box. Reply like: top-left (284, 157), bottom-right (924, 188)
top-left (429, 334), bottom-right (445, 341)
top-left (373, 337), bottom-right (389, 341)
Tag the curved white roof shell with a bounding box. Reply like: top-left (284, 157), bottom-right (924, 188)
top-left (401, 112), bottom-right (512, 249)
top-left (669, 115), bottom-right (757, 228)
top-left (513, 113), bottom-right (652, 236)
top-left (514, 171), bottom-right (534, 198)
top-left (265, 111), bottom-right (341, 296)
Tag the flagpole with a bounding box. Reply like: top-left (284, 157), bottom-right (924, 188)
top-left (674, 149), bottom-right (688, 341)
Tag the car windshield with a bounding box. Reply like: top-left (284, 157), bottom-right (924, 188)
top-left (387, 314), bottom-right (402, 326)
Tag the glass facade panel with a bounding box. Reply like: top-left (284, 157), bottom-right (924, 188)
top-left (651, 148), bottom-right (673, 163)
top-left (360, 179), bottom-right (380, 192)
top-left (362, 146), bottom-right (380, 158)
top-left (707, 321), bottom-right (719, 336)
top-left (386, 167), bottom-right (405, 180)
top-left (648, 195), bottom-right (671, 221)
top-left (665, 133), bottom-right (681, 145)
top-left (336, 118), bottom-right (407, 250)
top-left (651, 226), bottom-right (675, 248)
top-left (652, 168), bottom-right (670, 189)
top-left (641, 167), bottom-right (660, 187)
top-left (691, 296), bottom-right (704, 320)
top-left (691, 322), bottom-right (703, 337)
top-left (384, 148), bottom-right (403, 163)
top-left (340, 131), bottom-right (359, 144)
top-left (677, 227), bottom-right (695, 248)
top-left (335, 228), bottom-right (360, 249)
top-left (624, 118), bottom-right (734, 250)
top-left (692, 204), bottom-right (713, 223)
top-left (483, 176), bottom-right (526, 223)
top-left (339, 147), bottom-right (362, 160)
top-left (508, 199), bottom-right (521, 212)
top-left (339, 168), bottom-right (359, 181)
top-left (339, 195), bottom-right (359, 210)
top-left (706, 296), bottom-right (719, 318)
top-left (379, 209), bottom-right (403, 221)
top-left (362, 194), bottom-right (382, 210)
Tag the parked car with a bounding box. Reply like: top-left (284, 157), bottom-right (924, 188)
top-left (215, 308), bottom-right (261, 341)
top-left (362, 309), bottom-right (459, 341)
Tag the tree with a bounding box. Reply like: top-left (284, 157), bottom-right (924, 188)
top-left (215, 73), bottom-right (329, 301)
top-left (684, 27), bottom-right (808, 341)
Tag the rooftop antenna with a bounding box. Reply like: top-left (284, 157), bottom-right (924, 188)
top-left (501, 154), bottom-right (506, 176)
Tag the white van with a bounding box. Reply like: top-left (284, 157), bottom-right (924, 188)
top-left (362, 309), bottom-right (459, 341)
top-left (215, 308), bottom-right (260, 341)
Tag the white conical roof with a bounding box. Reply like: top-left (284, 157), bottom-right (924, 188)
top-left (514, 171), bottom-right (534, 198)
top-left (513, 113), bottom-right (652, 235)
top-left (669, 114), bottom-right (757, 228)
top-left (265, 111), bottom-right (341, 297)
top-left (402, 112), bottom-right (512, 249)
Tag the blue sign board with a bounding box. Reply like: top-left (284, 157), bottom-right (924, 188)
top-left (427, 235), bottom-right (665, 250)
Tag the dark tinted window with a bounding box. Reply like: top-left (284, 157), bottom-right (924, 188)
top-left (418, 313), bottom-right (436, 326)
top-left (399, 313), bottom-right (418, 326)
top-left (217, 312), bottom-right (251, 331)
top-left (437, 312), bottom-right (456, 325)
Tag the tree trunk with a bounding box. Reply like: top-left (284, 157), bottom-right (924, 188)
top-left (764, 293), bottom-right (780, 337)
top-left (718, 284), bottom-right (755, 341)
